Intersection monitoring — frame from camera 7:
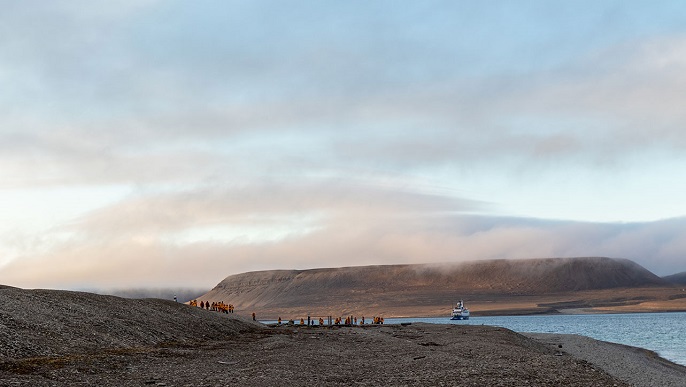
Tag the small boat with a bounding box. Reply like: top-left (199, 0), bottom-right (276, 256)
top-left (451, 300), bottom-right (470, 320)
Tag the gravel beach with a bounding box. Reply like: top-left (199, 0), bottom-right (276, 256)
top-left (525, 333), bottom-right (686, 387)
top-left (2, 286), bottom-right (685, 386)
top-left (5, 321), bottom-right (683, 386)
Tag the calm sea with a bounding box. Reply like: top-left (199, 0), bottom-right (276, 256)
top-left (383, 312), bottom-right (686, 367)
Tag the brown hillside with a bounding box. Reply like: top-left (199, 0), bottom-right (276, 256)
top-left (199, 257), bottom-right (672, 318)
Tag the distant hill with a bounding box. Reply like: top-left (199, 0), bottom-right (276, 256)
top-left (86, 287), bottom-right (209, 303)
top-left (662, 272), bottom-right (686, 285)
top-left (198, 257), bottom-right (667, 318)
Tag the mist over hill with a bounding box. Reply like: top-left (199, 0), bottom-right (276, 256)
top-left (662, 272), bottom-right (686, 285)
top-left (198, 257), bottom-right (669, 318)
top-left (85, 287), bottom-right (209, 303)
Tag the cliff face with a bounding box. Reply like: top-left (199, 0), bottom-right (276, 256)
top-left (198, 257), bottom-right (667, 315)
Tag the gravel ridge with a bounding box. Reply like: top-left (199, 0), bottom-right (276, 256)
top-left (0, 285), bottom-right (262, 360)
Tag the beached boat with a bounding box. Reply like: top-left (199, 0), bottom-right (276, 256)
top-left (451, 300), bottom-right (470, 320)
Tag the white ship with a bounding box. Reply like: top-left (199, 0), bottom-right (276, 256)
top-left (450, 300), bottom-right (470, 320)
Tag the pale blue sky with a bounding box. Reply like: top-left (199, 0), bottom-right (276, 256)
top-left (1, 1), bottom-right (686, 289)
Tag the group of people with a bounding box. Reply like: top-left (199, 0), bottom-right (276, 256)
top-left (276, 315), bottom-right (384, 326)
top-left (188, 300), bottom-right (234, 314)
top-left (187, 301), bottom-right (385, 325)
top-left (332, 315), bottom-right (384, 325)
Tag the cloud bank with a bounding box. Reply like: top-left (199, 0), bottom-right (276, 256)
top-left (1, 2), bottom-right (686, 288)
top-left (2, 179), bottom-right (684, 288)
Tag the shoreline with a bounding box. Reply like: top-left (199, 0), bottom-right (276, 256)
top-left (257, 307), bottom-right (686, 323)
top-left (422, 307), bottom-right (686, 317)
top-left (525, 332), bottom-right (686, 387)
top-left (240, 285), bottom-right (686, 320)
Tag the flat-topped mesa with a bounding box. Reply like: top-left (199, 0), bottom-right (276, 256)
top-left (199, 257), bottom-right (667, 312)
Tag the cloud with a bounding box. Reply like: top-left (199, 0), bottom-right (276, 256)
top-left (4, 2), bottom-right (686, 191)
top-left (61, 179), bottom-right (484, 238)
top-left (3, 2), bottom-right (686, 289)
top-left (2, 175), bottom-right (685, 289)
top-left (5, 215), bottom-right (686, 289)
top-left (0, 179), bottom-right (484, 287)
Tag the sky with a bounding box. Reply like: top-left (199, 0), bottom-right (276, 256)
top-left (1, 1), bottom-right (686, 290)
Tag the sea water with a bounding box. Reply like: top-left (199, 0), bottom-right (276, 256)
top-left (384, 312), bottom-right (686, 367)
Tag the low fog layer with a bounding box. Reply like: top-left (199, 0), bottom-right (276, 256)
top-left (86, 288), bottom-right (209, 303)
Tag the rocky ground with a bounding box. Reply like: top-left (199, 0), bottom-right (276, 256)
top-left (0, 285), bottom-right (260, 361)
top-left (2, 323), bottom-right (632, 387)
top-left (2, 285), bottom-right (685, 386)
